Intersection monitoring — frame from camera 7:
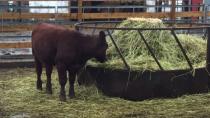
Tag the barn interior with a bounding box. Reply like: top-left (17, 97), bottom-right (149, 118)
top-left (1, 0), bottom-right (210, 118)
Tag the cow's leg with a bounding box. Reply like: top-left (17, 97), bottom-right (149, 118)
top-left (45, 63), bottom-right (53, 94)
top-left (56, 63), bottom-right (67, 101)
top-left (68, 71), bottom-right (76, 98)
top-left (35, 57), bottom-right (42, 90)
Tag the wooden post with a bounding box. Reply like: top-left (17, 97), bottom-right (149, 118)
top-left (78, 0), bottom-right (83, 21)
top-left (170, 0), bottom-right (176, 24)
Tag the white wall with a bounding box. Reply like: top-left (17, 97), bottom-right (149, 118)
top-left (29, 1), bottom-right (69, 13)
top-left (146, 0), bottom-right (183, 13)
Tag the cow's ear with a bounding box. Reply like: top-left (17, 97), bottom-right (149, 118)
top-left (99, 31), bottom-right (106, 41)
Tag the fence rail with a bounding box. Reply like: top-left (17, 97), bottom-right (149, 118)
top-left (0, 2), bottom-right (210, 31)
top-left (0, 41), bottom-right (31, 48)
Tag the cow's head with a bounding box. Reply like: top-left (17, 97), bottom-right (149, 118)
top-left (94, 31), bottom-right (108, 63)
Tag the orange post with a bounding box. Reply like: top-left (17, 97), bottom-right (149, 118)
top-left (170, 0), bottom-right (176, 24)
top-left (78, 0), bottom-right (83, 21)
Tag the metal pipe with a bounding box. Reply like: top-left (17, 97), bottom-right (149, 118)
top-left (206, 27), bottom-right (210, 87)
top-left (171, 29), bottom-right (193, 70)
top-left (206, 27), bottom-right (210, 69)
top-left (137, 30), bottom-right (164, 70)
top-left (204, 4), bottom-right (208, 24)
top-left (75, 24), bottom-right (210, 31)
top-left (91, 23), bottom-right (97, 36)
top-left (106, 29), bottom-right (130, 70)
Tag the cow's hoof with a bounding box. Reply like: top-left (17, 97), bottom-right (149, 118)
top-left (46, 89), bottom-right (53, 94)
top-left (36, 85), bottom-right (42, 90)
top-left (59, 95), bottom-right (66, 102)
top-left (36, 81), bottom-right (42, 90)
top-left (46, 83), bottom-right (52, 94)
top-left (68, 94), bottom-right (75, 99)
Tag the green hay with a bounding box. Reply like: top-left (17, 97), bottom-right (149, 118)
top-left (89, 18), bottom-right (206, 70)
top-left (1, 68), bottom-right (210, 118)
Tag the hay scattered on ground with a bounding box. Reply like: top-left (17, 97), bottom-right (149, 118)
top-left (1, 68), bottom-right (210, 118)
top-left (89, 18), bottom-right (206, 70)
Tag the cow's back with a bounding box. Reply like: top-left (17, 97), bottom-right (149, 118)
top-left (32, 23), bottom-right (69, 64)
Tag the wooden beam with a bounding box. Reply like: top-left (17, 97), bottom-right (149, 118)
top-left (1, 24), bottom-right (75, 32)
top-left (175, 11), bottom-right (204, 17)
top-left (82, 12), bottom-right (204, 19)
top-left (78, 0), bottom-right (83, 21)
top-left (0, 42), bottom-right (31, 48)
top-left (170, 0), bottom-right (176, 23)
top-left (1, 12), bottom-right (78, 20)
top-left (1, 11), bottom-right (207, 20)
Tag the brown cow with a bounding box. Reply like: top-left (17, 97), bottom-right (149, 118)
top-left (32, 23), bottom-right (108, 101)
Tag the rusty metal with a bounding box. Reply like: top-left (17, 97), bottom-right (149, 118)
top-left (137, 30), bottom-right (164, 70)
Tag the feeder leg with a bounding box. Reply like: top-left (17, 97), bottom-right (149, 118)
top-left (35, 58), bottom-right (42, 90)
top-left (206, 27), bottom-right (210, 88)
top-left (207, 27), bottom-right (210, 71)
top-left (57, 63), bottom-right (67, 101)
top-left (45, 64), bottom-right (53, 94)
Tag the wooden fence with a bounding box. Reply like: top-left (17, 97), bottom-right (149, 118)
top-left (0, 10), bottom-right (208, 32)
top-left (0, 0), bottom-right (209, 49)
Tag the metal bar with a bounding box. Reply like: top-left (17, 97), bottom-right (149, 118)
top-left (206, 27), bottom-right (210, 87)
top-left (203, 29), bottom-right (208, 39)
top-left (91, 23), bottom-right (97, 36)
top-left (0, 4), bottom-right (206, 11)
top-left (204, 4), bottom-right (208, 24)
top-left (76, 25), bottom-right (210, 31)
top-left (137, 30), bottom-right (164, 70)
top-left (206, 27), bottom-right (210, 72)
top-left (106, 29), bottom-right (130, 70)
top-left (171, 30), bottom-right (193, 70)
top-left (0, 36), bottom-right (31, 38)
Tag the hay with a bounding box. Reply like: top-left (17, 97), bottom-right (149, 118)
top-left (89, 18), bottom-right (206, 70)
top-left (1, 68), bottom-right (210, 118)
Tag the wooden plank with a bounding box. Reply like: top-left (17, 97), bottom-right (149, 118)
top-left (175, 11), bottom-right (204, 17)
top-left (1, 25), bottom-right (33, 32)
top-left (207, 11), bottom-right (210, 16)
top-left (1, 11), bottom-right (206, 20)
top-left (1, 25), bottom-right (75, 32)
top-left (0, 42), bottom-right (31, 48)
top-left (0, 13), bottom-right (78, 20)
top-left (82, 12), bottom-right (171, 19)
top-left (83, 11), bottom-right (205, 19)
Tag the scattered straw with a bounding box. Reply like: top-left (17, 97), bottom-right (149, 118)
top-left (1, 68), bottom-right (210, 118)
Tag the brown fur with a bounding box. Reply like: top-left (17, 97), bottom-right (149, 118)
top-left (32, 23), bottom-right (108, 101)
